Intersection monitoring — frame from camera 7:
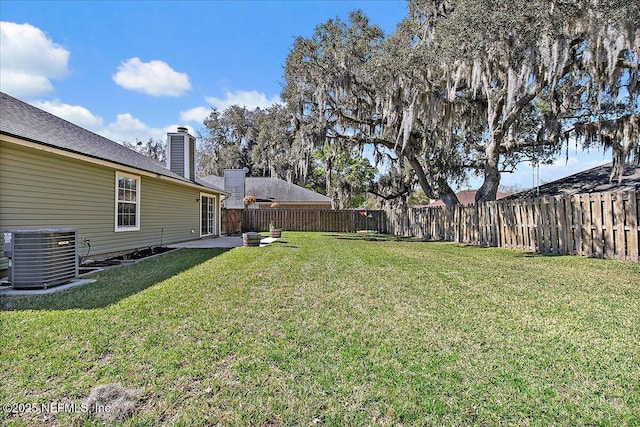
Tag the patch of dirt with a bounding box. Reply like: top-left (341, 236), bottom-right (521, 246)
top-left (111, 246), bottom-right (174, 261)
top-left (80, 247), bottom-right (174, 274)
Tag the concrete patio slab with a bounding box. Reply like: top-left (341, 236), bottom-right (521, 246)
top-left (0, 279), bottom-right (95, 296)
top-left (168, 235), bottom-right (280, 249)
top-left (259, 237), bottom-right (279, 246)
top-left (168, 236), bottom-right (243, 249)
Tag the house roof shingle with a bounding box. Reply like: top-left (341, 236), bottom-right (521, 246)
top-left (504, 162), bottom-right (639, 200)
top-left (0, 92), bottom-right (225, 194)
top-left (245, 177), bottom-right (331, 203)
top-left (200, 175), bottom-right (331, 204)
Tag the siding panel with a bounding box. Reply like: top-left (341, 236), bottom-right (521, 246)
top-left (170, 135), bottom-right (185, 177)
top-left (1, 141), bottom-right (214, 270)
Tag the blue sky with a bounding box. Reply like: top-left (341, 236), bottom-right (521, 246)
top-left (0, 0), bottom-right (613, 190)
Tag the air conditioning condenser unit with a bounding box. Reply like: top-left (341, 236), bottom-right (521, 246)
top-left (3, 228), bottom-right (79, 289)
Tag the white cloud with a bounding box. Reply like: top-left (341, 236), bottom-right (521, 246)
top-left (100, 117), bottom-right (196, 145)
top-left (205, 90), bottom-right (280, 111)
top-left (31, 100), bottom-right (168, 144)
top-left (32, 100), bottom-right (104, 132)
top-left (100, 113), bottom-right (166, 143)
top-left (24, 96), bottom-right (196, 156)
top-left (179, 90), bottom-right (281, 124)
top-left (113, 57), bottom-right (191, 97)
top-left (28, 97), bottom-right (191, 146)
top-left (0, 21), bottom-right (70, 98)
top-left (100, 115), bottom-right (194, 144)
top-left (180, 106), bottom-right (211, 124)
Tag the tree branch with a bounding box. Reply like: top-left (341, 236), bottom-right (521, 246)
top-left (367, 188), bottom-right (411, 200)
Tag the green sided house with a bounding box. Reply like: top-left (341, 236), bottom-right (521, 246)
top-left (0, 92), bottom-right (227, 281)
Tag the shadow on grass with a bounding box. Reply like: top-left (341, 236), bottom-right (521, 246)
top-left (518, 251), bottom-right (580, 259)
top-left (456, 242), bottom-right (584, 259)
top-left (270, 240), bottom-right (299, 249)
top-left (0, 248), bottom-right (229, 312)
top-left (327, 233), bottom-right (432, 243)
top-left (332, 234), bottom-right (589, 259)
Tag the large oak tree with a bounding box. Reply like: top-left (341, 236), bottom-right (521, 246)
top-left (283, 1), bottom-right (639, 205)
top-left (410, 0), bottom-right (639, 201)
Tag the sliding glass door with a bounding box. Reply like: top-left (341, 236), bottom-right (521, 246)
top-left (200, 195), bottom-right (216, 236)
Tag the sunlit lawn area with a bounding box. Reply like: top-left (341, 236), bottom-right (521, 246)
top-left (1, 232), bottom-right (638, 426)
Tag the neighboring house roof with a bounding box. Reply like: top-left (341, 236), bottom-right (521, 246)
top-left (200, 175), bottom-right (331, 204)
top-left (246, 177), bottom-right (331, 204)
top-left (0, 92), bottom-right (225, 194)
top-left (504, 162), bottom-right (639, 200)
top-left (428, 190), bottom-right (509, 207)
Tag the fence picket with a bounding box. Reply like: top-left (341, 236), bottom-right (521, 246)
top-left (220, 190), bottom-right (638, 261)
top-left (628, 192), bottom-right (639, 261)
top-left (526, 198), bottom-right (536, 251)
top-left (592, 194), bottom-right (604, 258)
top-left (514, 201), bottom-right (523, 249)
top-left (572, 194), bottom-right (582, 256)
top-left (613, 192), bottom-right (626, 260)
top-left (603, 192), bottom-right (615, 259)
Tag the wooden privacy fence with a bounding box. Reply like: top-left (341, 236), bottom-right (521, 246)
top-left (222, 208), bottom-right (387, 235)
top-left (221, 190), bottom-right (638, 261)
top-left (388, 190), bottom-right (639, 261)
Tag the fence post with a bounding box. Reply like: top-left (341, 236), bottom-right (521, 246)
top-left (222, 193), bottom-right (636, 261)
top-left (613, 192), bottom-right (626, 260)
top-left (629, 191), bottom-right (639, 261)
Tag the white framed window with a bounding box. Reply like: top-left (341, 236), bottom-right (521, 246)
top-left (200, 193), bottom-right (217, 236)
top-left (115, 172), bottom-right (140, 232)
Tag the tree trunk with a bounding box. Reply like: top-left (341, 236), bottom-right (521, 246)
top-left (476, 88), bottom-right (504, 204)
top-left (405, 155), bottom-right (434, 199)
top-left (325, 154), bottom-right (338, 209)
top-left (476, 163), bottom-right (501, 203)
top-left (475, 138), bottom-right (501, 203)
top-left (405, 153), bottom-right (461, 206)
top-left (439, 186), bottom-right (460, 206)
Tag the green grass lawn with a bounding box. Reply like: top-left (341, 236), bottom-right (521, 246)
top-left (1, 233), bottom-right (639, 426)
